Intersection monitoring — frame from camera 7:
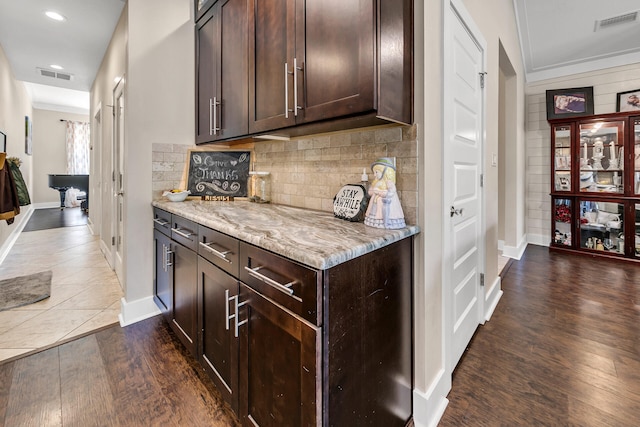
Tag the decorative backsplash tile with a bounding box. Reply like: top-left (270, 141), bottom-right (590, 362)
top-left (152, 124), bottom-right (418, 225)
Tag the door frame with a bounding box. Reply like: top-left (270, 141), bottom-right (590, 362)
top-left (442, 0), bottom-right (487, 375)
top-left (113, 76), bottom-right (126, 286)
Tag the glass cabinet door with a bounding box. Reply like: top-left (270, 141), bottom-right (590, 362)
top-left (635, 203), bottom-right (640, 258)
top-left (552, 198), bottom-right (572, 246)
top-left (552, 125), bottom-right (572, 192)
top-left (579, 199), bottom-right (624, 254)
top-left (578, 120), bottom-right (624, 194)
top-left (634, 118), bottom-right (640, 195)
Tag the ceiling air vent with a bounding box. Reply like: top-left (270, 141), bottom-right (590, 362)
top-left (37, 68), bottom-right (74, 81)
top-left (594, 11), bottom-right (639, 31)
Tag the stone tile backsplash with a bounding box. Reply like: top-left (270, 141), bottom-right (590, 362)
top-left (152, 124), bottom-right (418, 225)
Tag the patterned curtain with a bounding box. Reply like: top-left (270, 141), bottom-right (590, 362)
top-left (65, 121), bottom-right (90, 174)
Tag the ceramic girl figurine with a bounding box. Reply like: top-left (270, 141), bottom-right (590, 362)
top-left (364, 157), bottom-right (406, 229)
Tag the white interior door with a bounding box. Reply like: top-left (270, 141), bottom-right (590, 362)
top-left (444, 0), bottom-right (486, 372)
top-left (113, 79), bottom-right (125, 286)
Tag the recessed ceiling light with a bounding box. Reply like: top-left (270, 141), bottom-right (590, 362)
top-left (50, 65), bottom-right (63, 70)
top-left (45, 11), bottom-right (66, 21)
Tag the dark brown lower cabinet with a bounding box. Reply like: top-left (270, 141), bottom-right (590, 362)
top-left (154, 210), bottom-right (413, 426)
top-left (172, 241), bottom-right (198, 355)
top-left (198, 257), bottom-right (240, 414)
top-left (153, 228), bottom-right (172, 318)
top-left (238, 283), bottom-right (321, 427)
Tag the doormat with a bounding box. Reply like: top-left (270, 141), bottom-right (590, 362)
top-left (0, 271), bottom-right (52, 311)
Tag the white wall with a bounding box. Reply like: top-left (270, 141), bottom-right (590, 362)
top-left (122, 0), bottom-right (194, 315)
top-left (413, 1), bottom-right (528, 425)
top-left (31, 109), bottom-right (89, 206)
top-left (91, 6), bottom-right (127, 258)
top-left (525, 62), bottom-right (640, 246)
top-left (0, 44), bottom-right (33, 249)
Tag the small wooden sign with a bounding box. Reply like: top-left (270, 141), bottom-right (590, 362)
top-left (333, 184), bottom-right (369, 222)
top-left (186, 150), bottom-right (250, 197)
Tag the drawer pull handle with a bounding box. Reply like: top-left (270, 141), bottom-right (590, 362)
top-left (171, 227), bottom-right (194, 239)
top-left (199, 241), bottom-right (232, 263)
top-left (229, 295), bottom-right (247, 338)
top-left (244, 266), bottom-right (302, 302)
top-left (225, 289), bottom-right (231, 331)
top-left (153, 218), bottom-right (169, 226)
top-left (163, 244), bottom-right (173, 272)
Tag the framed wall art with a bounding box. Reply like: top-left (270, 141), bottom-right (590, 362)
top-left (25, 115), bottom-right (32, 155)
top-left (616, 89), bottom-right (640, 112)
top-left (0, 131), bottom-right (6, 152)
top-left (546, 87), bottom-right (594, 120)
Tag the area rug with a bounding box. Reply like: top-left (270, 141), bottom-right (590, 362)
top-left (0, 271), bottom-right (52, 311)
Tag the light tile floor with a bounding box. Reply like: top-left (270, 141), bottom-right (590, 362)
top-left (0, 224), bottom-right (123, 362)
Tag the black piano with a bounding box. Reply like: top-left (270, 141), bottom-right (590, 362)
top-left (48, 174), bottom-right (89, 211)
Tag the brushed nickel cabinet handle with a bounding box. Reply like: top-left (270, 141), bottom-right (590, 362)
top-left (171, 227), bottom-right (193, 239)
top-left (199, 241), bottom-right (232, 263)
top-left (244, 266), bottom-right (302, 302)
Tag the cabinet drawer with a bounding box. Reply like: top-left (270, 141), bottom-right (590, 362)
top-left (153, 208), bottom-right (172, 236)
top-left (171, 216), bottom-right (198, 251)
top-left (239, 243), bottom-right (321, 326)
top-left (198, 225), bottom-right (240, 277)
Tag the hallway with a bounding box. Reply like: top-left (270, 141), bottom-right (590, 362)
top-left (0, 216), bottom-right (122, 362)
top-left (440, 245), bottom-right (640, 426)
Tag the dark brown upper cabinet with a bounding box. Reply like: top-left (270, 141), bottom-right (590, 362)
top-left (248, 0), bottom-right (413, 137)
top-left (196, 0), bottom-right (249, 144)
top-left (193, 0), bottom-right (412, 143)
top-left (195, 0), bottom-right (216, 22)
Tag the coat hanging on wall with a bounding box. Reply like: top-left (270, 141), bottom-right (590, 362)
top-left (0, 153), bottom-right (20, 224)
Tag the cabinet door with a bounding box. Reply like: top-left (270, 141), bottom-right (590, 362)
top-left (632, 117), bottom-right (640, 195)
top-left (153, 229), bottom-right (173, 318)
top-left (297, 0), bottom-right (375, 123)
top-left (196, 0), bottom-right (249, 144)
top-left (198, 257), bottom-right (240, 413)
top-left (248, 0), bottom-right (296, 133)
top-left (173, 241), bottom-right (198, 355)
top-left (196, 11), bottom-right (217, 144)
top-left (238, 284), bottom-right (320, 427)
top-left (551, 124), bottom-right (572, 192)
top-left (578, 120), bottom-right (624, 194)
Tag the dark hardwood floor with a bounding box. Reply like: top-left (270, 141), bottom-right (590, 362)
top-left (1, 245), bottom-right (638, 426)
top-left (23, 207), bottom-right (88, 232)
top-left (440, 245), bottom-right (640, 426)
top-left (0, 315), bottom-right (239, 427)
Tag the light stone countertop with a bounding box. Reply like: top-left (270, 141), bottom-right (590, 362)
top-left (152, 199), bottom-right (420, 270)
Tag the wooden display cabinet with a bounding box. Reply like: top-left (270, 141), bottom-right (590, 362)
top-left (549, 112), bottom-right (640, 262)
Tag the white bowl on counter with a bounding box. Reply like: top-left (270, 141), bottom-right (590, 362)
top-left (163, 190), bottom-right (191, 202)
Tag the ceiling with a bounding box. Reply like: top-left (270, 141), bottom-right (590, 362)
top-left (514, 0), bottom-right (640, 82)
top-left (0, 0), bottom-right (125, 115)
top-left (0, 0), bottom-right (639, 114)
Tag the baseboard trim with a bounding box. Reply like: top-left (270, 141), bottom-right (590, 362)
top-left (118, 296), bottom-right (161, 327)
top-left (100, 240), bottom-right (114, 269)
top-left (0, 205), bottom-right (34, 265)
top-left (501, 236), bottom-right (528, 260)
top-left (484, 275), bottom-right (503, 322)
top-left (33, 202), bottom-right (61, 209)
top-left (413, 368), bottom-right (449, 427)
top-left (87, 217), bottom-right (97, 235)
top-left (527, 233), bottom-right (549, 247)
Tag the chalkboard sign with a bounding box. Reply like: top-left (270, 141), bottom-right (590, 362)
top-left (186, 150), bottom-right (251, 197)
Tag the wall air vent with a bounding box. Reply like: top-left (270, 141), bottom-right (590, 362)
top-left (37, 68), bottom-right (74, 81)
top-left (594, 11), bottom-right (639, 31)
